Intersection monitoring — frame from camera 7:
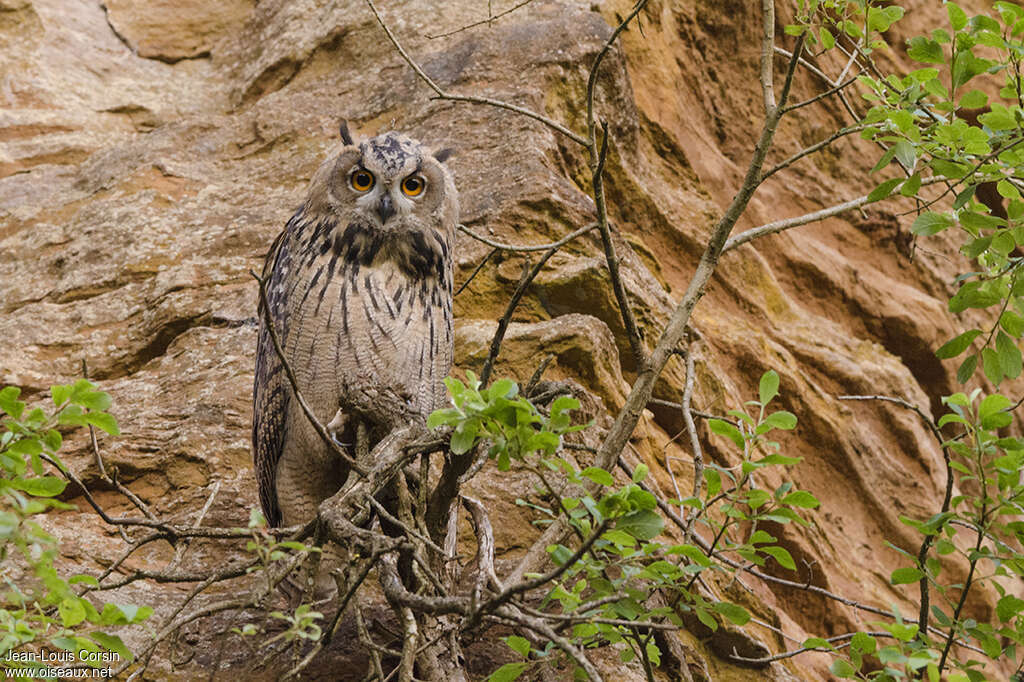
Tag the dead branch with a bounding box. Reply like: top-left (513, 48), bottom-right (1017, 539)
top-left (365, 0), bottom-right (587, 146)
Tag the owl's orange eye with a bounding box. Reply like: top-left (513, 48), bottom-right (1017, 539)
top-left (350, 170), bottom-right (374, 192)
top-left (401, 175), bottom-right (425, 197)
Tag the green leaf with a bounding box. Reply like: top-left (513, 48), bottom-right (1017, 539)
top-left (100, 603), bottom-right (152, 625)
top-left (870, 145), bottom-right (897, 173)
top-left (781, 491), bottom-right (819, 508)
top-left (667, 543), bottom-right (712, 567)
top-left (8, 438), bottom-right (42, 456)
top-left (947, 3), bottom-right (968, 31)
top-left (616, 509), bottom-right (663, 540)
top-left (1000, 311), bottom-right (1024, 338)
top-left (581, 467), bottom-right (614, 487)
top-left (884, 622), bottom-right (919, 642)
top-left (819, 27), bottom-right (835, 49)
top-left (762, 411), bottom-right (797, 431)
top-left (0, 386), bottom-right (25, 419)
top-left (427, 408), bottom-right (460, 429)
top-left (70, 574), bottom-right (100, 587)
top-left (504, 635), bottom-right (531, 658)
top-left (911, 212), bottom-right (953, 236)
top-left (713, 601), bottom-right (750, 626)
top-left (759, 370), bottom-right (779, 405)
top-left (830, 659), bottom-right (857, 677)
top-left (960, 210), bottom-right (1006, 231)
top-left (602, 529), bottom-right (637, 546)
top-left (450, 420), bottom-right (479, 455)
top-left (487, 662), bottom-right (527, 682)
top-left (982, 347), bottom-right (1003, 386)
top-left (978, 104), bottom-right (1019, 131)
top-left (851, 632), bottom-right (877, 655)
top-left (996, 594), bottom-right (1024, 622)
top-left (90, 632), bottom-right (133, 661)
top-left (10, 475), bottom-right (67, 497)
top-left (60, 598), bottom-right (87, 627)
top-left (893, 140), bottom-right (917, 170)
top-left (756, 453), bottom-right (802, 466)
top-left (84, 412), bottom-right (120, 436)
top-left (868, 178), bottom-right (903, 202)
top-left (979, 393), bottom-right (1012, 429)
top-left (631, 463), bottom-right (648, 483)
top-left (996, 331), bottom-right (1022, 379)
top-left (745, 488), bottom-right (771, 509)
top-left (900, 173), bottom-right (922, 197)
top-left (802, 637), bottom-right (832, 650)
top-left (708, 419), bottom-right (744, 449)
top-left (51, 384), bottom-right (73, 407)
top-left (907, 36), bottom-right (945, 64)
top-left (957, 353), bottom-right (978, 384)
top-left (79, 390), bottom-right (112, 412)
top-left (962, 236), bottom-right (991, 259)
top-left (488, 379), bottom-right (518, 401)
top-left (960, 89), bottom-right (988, 108)
top-left (891, 566), bottom-right (924, 584)
top-left (931, 158), bottom-right (969, 179)
top-left (997, 179), bottom-right (1021, 200)
top-left (761, 545), bottom-right (796, 570)
top-left (43, 429), bottom-right (62, 452)
top-left (936, 329), bottom-right (981, 359)
top-left (695, 606), bottom-right (717, 631)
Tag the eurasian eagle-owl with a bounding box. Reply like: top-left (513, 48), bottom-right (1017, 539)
top-left (252, 125), bottom-right (457, 532)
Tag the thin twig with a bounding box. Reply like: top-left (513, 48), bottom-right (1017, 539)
top-left (477, 224), bottom-right (598, 385)
top-left (424, 0), bottom-right (538, 39)
top-left (457, 222), bottom-right (597, 252)
top-left (586, 3), bottom-right (650, 368)
top-left (454, 247), bottom-right (497, 297)
top-left (680, 350), bottom-right (703, 544)
top-left (723, 175), bottom-right (947, 253)
top-left (250, 269), bottom-right (366, 477)
top-left (761, 124), bottom-right (869, 181)
top-left (365, 0), bottom-right (587, 146)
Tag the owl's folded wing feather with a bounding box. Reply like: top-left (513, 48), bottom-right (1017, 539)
top-left (252, 229), bottom-right (291, 528)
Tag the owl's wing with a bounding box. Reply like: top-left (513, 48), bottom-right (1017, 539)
top-left (252, 228), bottom-right (291, 527)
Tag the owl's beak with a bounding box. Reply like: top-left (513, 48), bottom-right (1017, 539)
top-left (377, 194), bottom-right (395, 224)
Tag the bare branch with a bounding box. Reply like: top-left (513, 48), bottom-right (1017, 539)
top-left (837, 393), bottom-right (955, 641)
top-left (761, 0), bottom-right (776, 113)
top-left (424, 0), bottom-right (538, 39)
top-left (365, 0), bottom-right (587, 146)
top-left (584, 1), bottom-right (651, 368)
top-left (761, 124), bottom-right (869, 181)
top-left (722, 176), bottom-right (947, 253)
top-left (457, 222), bottom-right (597, 253)
top-left (454, 246), bottom-right (497, 297)
top-left (478, 225), bottom-right (597, 386)
top-left (680, 350), bottom-right (704, 544)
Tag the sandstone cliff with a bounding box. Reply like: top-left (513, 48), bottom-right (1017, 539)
top-left (0, 0), bottom-right (1016, 680)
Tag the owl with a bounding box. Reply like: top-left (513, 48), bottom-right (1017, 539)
top-left (252, 124), bottom-right (458, 536)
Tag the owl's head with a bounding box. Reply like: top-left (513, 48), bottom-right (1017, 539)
top-left (315, 125), bottom-right (456, 237)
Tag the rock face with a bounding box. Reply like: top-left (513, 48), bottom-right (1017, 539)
top-left (0, 0), bottom-right (1017, 680)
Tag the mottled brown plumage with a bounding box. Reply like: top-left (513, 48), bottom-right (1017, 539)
top-left (252, 129), bottom-right (457, 530)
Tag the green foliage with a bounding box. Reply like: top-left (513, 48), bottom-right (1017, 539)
top-left (827, 389), bottom-right (1024, 680)
top-left (845, 1), bottom-right (1024, 385)
top-left (434, 371), bottom-right (815, 678)
top-left (0, 380), bottom-right (150, 674)
top-left (427, 371), bottom-right (587, 470)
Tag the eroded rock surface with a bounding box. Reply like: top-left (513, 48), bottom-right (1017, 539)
top-left (1, 0), bottom-right (1017, 680)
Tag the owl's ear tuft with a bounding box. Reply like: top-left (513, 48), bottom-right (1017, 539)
top-left (339, 120), bottom-right (354, 146)
top-left (433, 148), bottom-right (454, 164)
